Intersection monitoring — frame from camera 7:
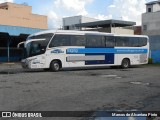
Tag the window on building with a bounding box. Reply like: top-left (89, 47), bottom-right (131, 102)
top-left (66, 26), bottom-right (69, 30)
top-left (143, 25), bottom-right (147, 31)
top-left (148, 8), bottom-right (151, 12)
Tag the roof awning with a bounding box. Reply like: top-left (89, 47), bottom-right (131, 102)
top-left (0, 25), bottom-right (46, 36)
top-left (74, 19), bottom-right (136, 28)
top-left (146, 1), bottom-right (160, 5)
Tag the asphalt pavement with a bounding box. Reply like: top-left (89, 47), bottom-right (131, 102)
top-left (0, 64), bottom-right (160, 120)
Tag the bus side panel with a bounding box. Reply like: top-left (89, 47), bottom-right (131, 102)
top-left (66, 47), bottom-right (116, 67)
top-left (45, 47), bottom-right (66, 68)
top-left (116, 54), bottom-right (134, 65)
top-left (65, 47), bottom-right (86, 67)
top-left (116, 54), bottom-right (148, 66)
top-left (85, 53), bottom-right (114, 65)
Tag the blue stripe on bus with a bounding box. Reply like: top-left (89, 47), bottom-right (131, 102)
top-left (85, 53), bottom-right (114, 65)
top-left (67, 48), bottom-right (148, 54)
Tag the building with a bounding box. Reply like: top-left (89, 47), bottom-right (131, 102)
top-left (0, 2), bottom-right (47, 29)
top-left (142, 0), bottom-right (160, 63)
top-left (74, 19), bottom-right (136, 35)
top-left (63, 15), bottom-right (98, 30)
top-left (142, 1), bottom-right (160, 35)
top-left (133, 26), bottom-right (142, 35)
top-left (63, 15), bottom-right (136, 35)
top-left (0, 2), bottom-right (48, 62)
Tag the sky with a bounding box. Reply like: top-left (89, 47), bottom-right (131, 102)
top-left (0, 0), bottom-right (153, 29)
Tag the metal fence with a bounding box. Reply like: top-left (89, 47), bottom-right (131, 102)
top-left (0, 48), bottom-right (23, 62)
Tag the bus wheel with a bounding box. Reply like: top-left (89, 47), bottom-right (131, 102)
top-left (121, 59), bottom-right (130, 69)
top-left (50, 61), bottom-right (60, 72)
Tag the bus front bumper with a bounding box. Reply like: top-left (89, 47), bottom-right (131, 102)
top-left (21, 58), bottom-right (46, 69)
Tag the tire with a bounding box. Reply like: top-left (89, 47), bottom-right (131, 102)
top-left (50, 61), bottom-right (61, 72)
top-left (121, 59), bottom-right (130, 69)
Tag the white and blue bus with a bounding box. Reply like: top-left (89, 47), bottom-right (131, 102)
top-left (21, 30), bottom-right (149, 71)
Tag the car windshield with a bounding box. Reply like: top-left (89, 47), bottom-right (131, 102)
top-left (25, 33), bottom-right (53, 58)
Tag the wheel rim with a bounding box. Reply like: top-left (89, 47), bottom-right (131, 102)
top-left (54, 63), bottom-right (59, 70)
top-left (123, 60), bottom-right (129, 68)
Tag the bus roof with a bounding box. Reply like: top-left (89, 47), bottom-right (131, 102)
top-left (114, 34), bottom-right (149, 38)
top-left (28, 30), bottom-right (113, 37)
top-left (28, 30), bottom-right (148, 38)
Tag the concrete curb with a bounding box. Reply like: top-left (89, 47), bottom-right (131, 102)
top-left (0, 63), bottom-right (15, 65)
top-left (0, 62), bottom-right (21, 65)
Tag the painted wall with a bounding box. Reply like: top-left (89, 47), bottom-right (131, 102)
top-left (0, 2), bottom-right (47, 29)
top-left (149, 35), bottom-right (160, 63)
top-left (63, 15), bottom-right (98, 30)
top-left (142, 11), bottom-right (160, 35)
top-left (111, 27), bottom-right (134, 35)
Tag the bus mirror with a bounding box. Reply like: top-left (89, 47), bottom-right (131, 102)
top-left (17, 41), bottom-right (25, 48)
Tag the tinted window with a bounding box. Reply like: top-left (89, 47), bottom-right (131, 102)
top-left (70, 35), bottom-right (85, 46)
top-left (115, 36), bottom-right (147, 47)
top-left (139, 38), bottom-right (147, 46)
top-left (86, 35), bottom-right (105, 47)
top-left (105, 36), bottom-right (115, 47)
top-left (115, 37), bottom-right (130, 47)
top-left (27, 33), bottom-right (53, 49)
top-left (27, 40), bottom-right (48, 57)
top-left (49, 35), bottom-right (70, 47)
top-left (129, 37), bottom-right (139, 47)
top-left (28, 33), bottom-right (53, 42)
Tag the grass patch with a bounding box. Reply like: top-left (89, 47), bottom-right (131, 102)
top-left (142, 63), bottom-right (160, 67)
top-left (148, 58), bottom-right (153, 64)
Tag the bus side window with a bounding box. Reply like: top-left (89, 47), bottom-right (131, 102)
top-left (86, 35), bottom-right (104, 47)
top-left (70, 35), bottom-right (86, 46)
top-left (129, 37), bottom-right (139, 47)
top-left (105, 36), bottom-right (115, 47)
top-left (115, 37), bottom-right (130, 47)
top-left (139, 38), bottom-right (147, 47)
top-left (49, 35), bottom-right (70, 47)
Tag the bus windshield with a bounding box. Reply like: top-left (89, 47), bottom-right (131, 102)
top-left (26, 40), bottom-right (45, 57)
top-left (25, 33), bottom-right (53, 58)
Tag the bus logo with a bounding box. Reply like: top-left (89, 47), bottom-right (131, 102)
top-left (51, 49), bottom-right (64, 54)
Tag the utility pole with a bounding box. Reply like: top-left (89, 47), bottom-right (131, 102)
top-left (7, 37), bottom-right (11, 62)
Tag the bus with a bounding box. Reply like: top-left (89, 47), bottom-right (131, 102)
top-left (20, 30), bottom-right (149, 71)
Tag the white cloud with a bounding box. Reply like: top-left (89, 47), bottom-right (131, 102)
top-left (95, 14), bottom-right (112, 20)
top-left (46, 0), bottom-right (93, 29)
top-left (47, 11), bottom-right (62, 29)
top-left (107, 0), bottom-right (147, 25)
top-left (42, 0), bottom-right (153, 28)
top-left (109, 5), bottom-right (116, 8)
top-left (54, 0), bottom-right (91, 16)
top-left (0, 0), bottom-right (13, 3)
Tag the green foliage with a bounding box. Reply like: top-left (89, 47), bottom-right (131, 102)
top-left (148, 58), bottom-right (153, 64)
